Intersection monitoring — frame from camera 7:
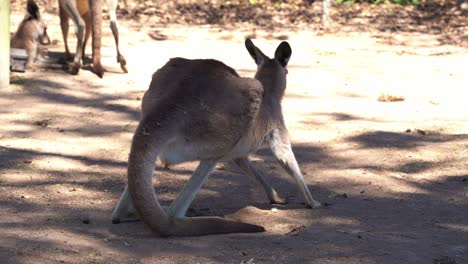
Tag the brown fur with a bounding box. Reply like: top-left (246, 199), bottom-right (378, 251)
top-left (58, 0), bottom-right (127, 78)
top-left (11, 0), bottom-right (50, 69)
top-left (112, 39), bottom-right (321, 237)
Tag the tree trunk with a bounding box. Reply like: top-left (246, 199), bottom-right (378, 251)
top-left (0, 0), bottom-right (10, 88)
top-left (322, 0), bottom-right (331, 29)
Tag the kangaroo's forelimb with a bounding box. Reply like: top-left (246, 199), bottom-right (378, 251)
top-left (268, 126), bottom-right (322, 208)
top-left (232, 158), bottom-right (287, 205)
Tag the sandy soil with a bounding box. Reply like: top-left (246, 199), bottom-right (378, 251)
top-left (1, 3), bottom-right (467, 264)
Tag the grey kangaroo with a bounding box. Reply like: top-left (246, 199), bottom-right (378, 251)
top-left (112, 39), bottom-right (321, 237)
top-left (11, 0), bottom-right (51, 70)
top-left (58, 0), bottom-right (127, 77)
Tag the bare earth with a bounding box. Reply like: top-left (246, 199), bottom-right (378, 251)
top-left (1, 4), bottom-right (467, 264)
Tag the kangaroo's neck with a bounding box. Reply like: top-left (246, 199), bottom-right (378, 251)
top-left (255, 85), bottom-right (285, 137)
top-left (249, 65), bottom-right (286, 138)
top-left (254, 65), bottom-right (286, 102)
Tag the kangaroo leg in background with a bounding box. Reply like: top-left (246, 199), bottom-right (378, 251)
top-left (232, 158), bottom-right (286, 205)
top-left (269, 127), bottom-right (322, 208)
top-left (90, 0), bottom-right (104, 77)
top-left (107, 0), bottom-right (127, 73)
top-left (81, 12), bottom-right (92, 61)
top-left (59, 4), bottom-right (72, 61)
top-left (59, 0), bottom-right (85, 74)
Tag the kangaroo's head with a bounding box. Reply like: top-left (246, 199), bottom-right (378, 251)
top-left (245, 38), bottom-right (292, 99)
top-left (24, 0), bottom-right (50, 45)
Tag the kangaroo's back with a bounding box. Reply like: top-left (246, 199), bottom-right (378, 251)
top-left (142, 58), bottom-right (240, 113)
top-left (141, 58), bottom-right (263, 148)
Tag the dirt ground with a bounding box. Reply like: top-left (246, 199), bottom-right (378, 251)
top-left (1, 1), bottom-right (468, 264)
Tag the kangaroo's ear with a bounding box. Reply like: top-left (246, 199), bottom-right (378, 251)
top-left (274, 41), bottom-right (292, 67)
top-left (27, 0), bottom-right (40, 19)
top-left (245, 39), bottom-right (266, 66)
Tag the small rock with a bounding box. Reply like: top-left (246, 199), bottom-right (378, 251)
top-left (271, 208), bottom-right (278, 212)
top-left (34, 119), bottom-right (50, 128)
top-left (81, 216), bottom-right (90, 224)
top-left (415, 129), bottom-right (427, 135)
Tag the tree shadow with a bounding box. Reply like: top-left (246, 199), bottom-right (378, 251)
top-left (348, 130), bottom-right (467, 149)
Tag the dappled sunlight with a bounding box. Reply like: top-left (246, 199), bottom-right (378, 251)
top-left (30, 156), bottom-right (86, 171)
top-left (438, 223), bottom-right (468, 233)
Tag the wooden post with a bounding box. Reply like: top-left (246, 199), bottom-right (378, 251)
top-left (0, 1), bottom-right (10, 88)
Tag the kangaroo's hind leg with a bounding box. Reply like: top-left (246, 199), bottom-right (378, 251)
top-left (167, 160), bottom-right (218, 218)
top-left (112, 185), bottom-right (138, 223)
top-left (106, 0), bottom-right (127, 73)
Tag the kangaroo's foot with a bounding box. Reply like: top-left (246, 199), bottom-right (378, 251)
top-left (111, 211), bottom-right (139, 224)
top-left (66, 61), bottom-right (81, 75)
top-left (305, 200), bottom-right (323, 209)
top-left (93, 62), bottom-right (105, 78)
top-left (112, 206), bottom-right (170, 224)
top-left (270, 193), bottom-right (287, 205)
top-left (117, 54), bottom-right (128, 73)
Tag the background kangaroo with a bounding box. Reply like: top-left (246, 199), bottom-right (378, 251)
top-left (112, 39), bottom-right (321, 237)
top-left (11, 0), bottom-right (51, 70)
top-left (58, 0), bottom-right (127, 77)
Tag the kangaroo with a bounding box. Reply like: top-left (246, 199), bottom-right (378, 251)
top-left (58, 0), bottom-right (127, 77)
top-left (112, 39), bottom-right (321, 237)
top-left (11, 0), bottom-right (51, 70)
